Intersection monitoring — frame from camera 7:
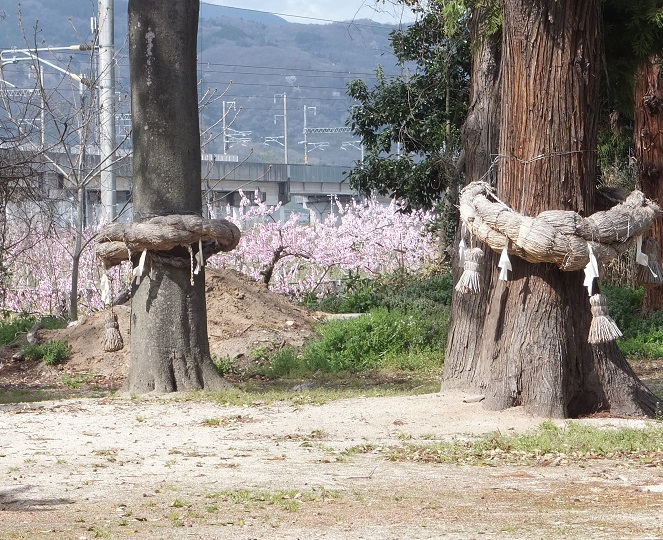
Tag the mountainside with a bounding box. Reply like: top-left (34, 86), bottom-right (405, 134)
top-left (0, 1), bottom-right (403, 165)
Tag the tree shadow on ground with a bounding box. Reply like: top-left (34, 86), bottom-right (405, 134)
top-left (0, 485), bottom-right (75, 510)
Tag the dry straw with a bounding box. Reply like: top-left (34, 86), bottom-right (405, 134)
top-left (457, 181), bottom-right (662, 344)
top-left (458, 181), bottom-right (661, 271)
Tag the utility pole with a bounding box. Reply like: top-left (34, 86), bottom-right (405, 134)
top-left (222, 100), bottom-right (236, 154)
top-left (98, 0), bottom-right (116, 221)
top-left (303, 105), bottom-right (315, 164)
top-left (274, 93), bottom-right (288, 165)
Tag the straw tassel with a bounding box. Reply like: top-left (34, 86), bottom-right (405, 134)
top-left (588, 293), bottom-right (622, 344)
top-left (455, 247), bottom-right (484, 294)
top-left (102, 311), bottom-right (124, 352)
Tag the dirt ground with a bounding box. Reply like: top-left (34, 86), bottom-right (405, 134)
top-left (1, 269), bottom-right (663, 539)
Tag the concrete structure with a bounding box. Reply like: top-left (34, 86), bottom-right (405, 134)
top-left (26, 150), bottom-right (363, 226)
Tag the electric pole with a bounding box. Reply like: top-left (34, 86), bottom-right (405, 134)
top-left (303, 105), bottom-right (315, 164)
top-left (222, 100), bottom-right (237, 154)
top-left (98, 0), bottom-right (116, 221)
top-left (274, 93), bottom-right (288, 165)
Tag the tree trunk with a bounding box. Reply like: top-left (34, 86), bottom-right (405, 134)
top-left (444, 0), bottom-right (657, 418)
top-left (69, 185), bottom-right (85, 321)
top-left (127, 0), bottom-right (224, 392)
top-left (445, 6), bottom-right (501, 395)
top-left (635, 56), bottom-right (663, 314)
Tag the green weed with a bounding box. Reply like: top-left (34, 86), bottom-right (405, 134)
top-left (0, 316), bottom-right (66, 347)
top-left (303, 308), bottom-right (445, 373)
top-left (212, 355), bottom-right (239, 376)
top-left (604, 285), bottom-right (663, 358)
top-left (386, 421), bottom-right (663, 465)
top-left (21, 340), bottom-right (71, 365)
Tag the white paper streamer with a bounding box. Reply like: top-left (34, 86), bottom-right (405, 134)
top-left (100, 274), bottom-right (111, 306)
top-left (132, 249), bottom-right (148, 285)
top-left (194, 239), bottom-right (204, 275)
top-left (458, 237), bottom-right (466, 265)
top-left (635, 235), bottom-right (649, 267)
top-left (498, 246), bottom-right (512, 281)
top-left (583, 244), bottom-right (599, 296)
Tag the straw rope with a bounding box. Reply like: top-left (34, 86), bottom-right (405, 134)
top-left (95, 214), bottom-right (241, 269)
top-left (458, 181), bottom-right (661, 271)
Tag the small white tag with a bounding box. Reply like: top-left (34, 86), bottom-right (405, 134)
top-left (100, 274), bottom-right (111, 305)
top-left (635, 235), bottom-right (649, 266)
top-left (497, 246), bottom-right (512, 281)
top-left (458, 237), bottom-right (466, 264)
top-left (583, 245), bottom-right (599, 296)
top-left (132, 249), bottom-right (148, 285)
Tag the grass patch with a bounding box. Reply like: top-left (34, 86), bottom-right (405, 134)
top-left (382, 421), bottom-right (663, 465)
top-left (302, 308), bottom-right (446, 373)
top-left (206, 487), bottom-right (341, 512)
top-left (188, 372), bottom-right (439, 406)
top-left (0, 388), bottom-right (77, 404)
top-left (604, 285), bottom-right (663, 359)
top-left (0, 316), bottom-right (67, 346)
top-left (21, 340), bottom-right (71, 365)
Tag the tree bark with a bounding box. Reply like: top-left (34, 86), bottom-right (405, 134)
top-left (444, 0), bottom-right (657, 417)
top-left (127, 0), bottom-right (225, 392)
top-left (445, 6), bottom-right (502, 390)
top-left (635, 56), bottom-right (663, 314)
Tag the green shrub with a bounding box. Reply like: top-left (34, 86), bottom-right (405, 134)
top-left (212, 355), bottom-right (238, 376)
top-left (303, 308), bottom-right (447, 373)
top-left (603, 285), bottom-right (663, 358)
top-left (0, 318), bottom-right (35, 346)
top-left (303, 270), bottom-right (453, 316)
top-left (0, 316), bottom-right (68, 347)
top-left (21, 340), bottom-right (71, 365)
top-left (258, 348), bottom-right (303, 378)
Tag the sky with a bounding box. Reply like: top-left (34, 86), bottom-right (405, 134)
top-left (204, 0), bottom-right (417, 25)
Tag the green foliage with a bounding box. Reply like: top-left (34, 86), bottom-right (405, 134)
top-left (0, 316), bottom-right (67, 347)
top-left (386, 421), bottom-right (663, 464)
top-left (258, 348), bottom-right (301, 378)
top-left (303, 308), bottom-right (446, 373)
top-left (212, 355), bottom-right (239, 376)
top-left (217, 272), bottom-right (454, 380)
top-left (305, 270), bottom-right (453, 316)
top-left (0, 318), bottom-right (34, 346)
top-left (21, 340), bottom-right (71, 366)
top-left (346, 3), bottom-right (470, 209)
top-left (603, 285), bottom-right (663, 358)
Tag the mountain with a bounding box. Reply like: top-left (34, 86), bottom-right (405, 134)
top-left (0, 1), bottom-right (403, 165)
top-left (200, 3), bottom-right (287, 26)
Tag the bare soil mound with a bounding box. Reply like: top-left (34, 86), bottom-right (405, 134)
top-left (0, 268), bottom-right (319, 390)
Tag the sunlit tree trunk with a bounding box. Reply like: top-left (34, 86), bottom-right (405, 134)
top-left (445, 5), bottom-right (501, 385)
top-left (444, 0), bottom-right (657, 417)
top-left (127, 0), bottom-right (224, 392)
top-left (635, 56), bottom-right (663, 314)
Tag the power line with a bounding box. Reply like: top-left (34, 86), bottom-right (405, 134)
top-left (198, 62), bottom-right (382, 76)
top-left (115, 60), bottom-right (386, 78)
top-left (201, 80), bottom-right (354, 91)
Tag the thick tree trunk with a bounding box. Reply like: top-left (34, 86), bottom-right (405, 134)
top-left (445, 7), bottom-right (502, 385)
top-left (444, 0), bottom-right (657, 417)
top-left (635, 57), bottom-right (663, 314)
top-left (127, 0), bottom-right (224, 392)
